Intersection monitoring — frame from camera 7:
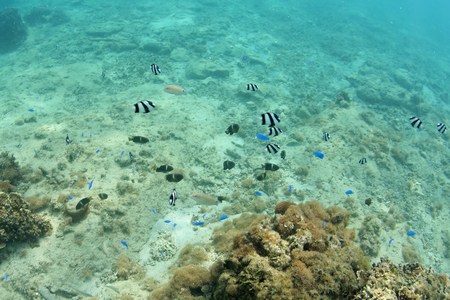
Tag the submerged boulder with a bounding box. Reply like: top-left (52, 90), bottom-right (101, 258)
top-left (0, 8), bottom-right (27, 52)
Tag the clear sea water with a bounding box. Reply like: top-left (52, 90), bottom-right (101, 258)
top-left (0, 0), bottom-right (449, 298)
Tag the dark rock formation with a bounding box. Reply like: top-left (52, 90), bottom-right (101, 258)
top-left (0, 8), bottom-right (27, 52)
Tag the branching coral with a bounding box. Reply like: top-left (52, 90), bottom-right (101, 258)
top-left (0, 192), bottom-right (52, 247)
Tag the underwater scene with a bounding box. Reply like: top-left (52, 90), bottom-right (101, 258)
top-left (0, 0), bottom-right (449, 299)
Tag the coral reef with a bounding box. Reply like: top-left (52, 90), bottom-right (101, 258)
top-left (354, 258), bottom-right (449, 299)
top-left (211, 200), bottom-right (368, 299)
top-left (150, 200), bottom-right (449, 300)
top-left (0, 8), bottom-right (27, 52)
top-left (0, 192), bottom-right (52, 247)
top-left (0, 152), bottom-right (22, 185)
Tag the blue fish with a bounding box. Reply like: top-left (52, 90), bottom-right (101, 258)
top-left (151, 208), bottom-right (158, 214)
top-left (68, 195), bottom-right (73, 200)
top-left (313, 151), bottom-right (324, 159)
top-left (256, 133), bottom-right (270, 141)
top-left (88, 179), bottom-right (94, 190)
top-left (95, 149), bottom-right (101, 153)
top-left (322, 220), bottom-right (327, 227)
top-left (3, 273), bottom-right (9, 281)
top-left (81, 132), bottom-right (84, 138)
top-left (219, 214), bottom-right (228, 221)
top-left (120, 150), bottom-right (125, 155)
top-left (119, 240), bottom-right (128, 249)
top-left (345, 190), bottom-right (353, 195)
top-left (164, 220), bottom-right (171, 223)
top-left (27, 108), bottom-right (35, 112)
top-left (389, 238), bottom-right (394, 245)
top-left (172, 223), bottom-right (177, 228)
top-left (192, 221), bottom-right (205, 226)
top-left (289, 185), bottom-right (293, 193)
top-left (407, 230), bottom-right (416, 237)
top-left (255, 191), bottom-right (263, 196)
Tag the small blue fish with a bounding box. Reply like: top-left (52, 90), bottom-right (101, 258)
top-left (322, 220), bottom-right (327, 227)
top-left (219, 214), bottom-right (228, 221)
top-left (389, 238), bottom-right (394, 245)
top-left (164, 220), bottom-right (172, 223)
top-left (68, 195), bottom-right (73, 200)
top-left (172, 223), bottom-right (177, 228)
top-left (119, 240), bottom-right (128, 249)
top-left (345, 190), bottom-right (353, 195)
top-left (95, 149), bottom-right (101, 153)
top-left (151, 208), bottom-right (158, 214)
top-left (120, 150), bottom-right (125, 155)
top-left (28, 108), bottom-right (35, 112)
top-left (202, 214), bottom-right (207, 220)
top-left (289, 185), bottom-right (293, 192)
top-left (407, 230), bottom-right (416, 237)
top-left (313, 151), bottom-right (324, 159)
top-left (3, 273), bottom-right (9, 281)
top-left (256, 133), bottom-right (270, 141)
top-left (88, 179), bottom-right (94, 190)
top-left (81, 132), bottom-right (84, 138)
top-left (255, 191), bottom-right (263, 196)
top-left (192, 221), bottom-right (205, 226)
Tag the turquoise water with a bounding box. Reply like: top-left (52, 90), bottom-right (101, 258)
top-left (0, 0), bottom-right (449, 298)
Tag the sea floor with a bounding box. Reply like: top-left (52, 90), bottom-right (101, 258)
top-left (0, 1), bottom-right (449, 299)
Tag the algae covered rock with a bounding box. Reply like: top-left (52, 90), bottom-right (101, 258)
top-left (354, 258), bottom-right (449, 299)
top-left (0, 8), bottom-right (27, 52)
top-left (0, 152), bottom-right (22, 185)
top-left (211, 200), bottom-right (369, 299)
top-left (0, 192), bottom-right (52, 247)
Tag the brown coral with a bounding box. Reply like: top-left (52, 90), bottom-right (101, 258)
top-left (0, 192), bottom-right (52, 246)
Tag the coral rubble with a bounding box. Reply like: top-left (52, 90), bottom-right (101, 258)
top-left (0, 192), bottom-right (52, 247)
top-left (0, 8), bottom-right (27, 52)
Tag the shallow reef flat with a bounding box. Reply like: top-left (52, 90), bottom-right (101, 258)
top-left (0, 0), bottom-right (449, 299)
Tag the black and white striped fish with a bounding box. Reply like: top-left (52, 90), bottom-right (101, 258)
top-left (409, 116), bottom-right (422, 128)
top-left (247, 83), bottom-right (258, 91)
top-left (323, 132), bottom-right (330, 141)
top-left (261, 112), bottom-right (280, 127)
top-left (150, 64), bottom-right (161, 75)
top-left (169, 189), bottom-right (177, 206)
top-left (437, 122), bottom-right (447, 134)
top-left (268, 127), bottom-right (283, 136)
top-left (266, 143), bottom-right (280, 154)
top-left (133, 100), bottom-right (155, 113)
top-left (359, 157), bottom-right (367, 164)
